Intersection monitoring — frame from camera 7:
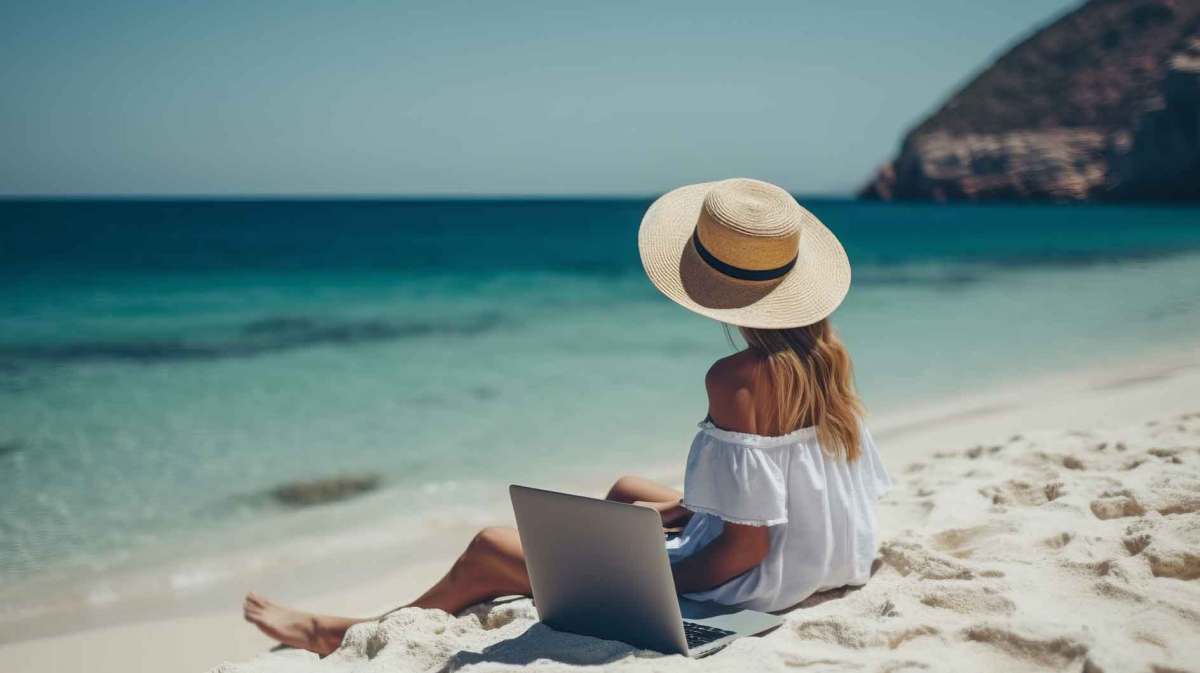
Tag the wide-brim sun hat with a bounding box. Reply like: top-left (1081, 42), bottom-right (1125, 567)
top-left (638, 178), bottom-right (851, 329)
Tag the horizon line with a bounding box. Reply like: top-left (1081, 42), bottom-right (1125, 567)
top-left (0, 191), bottom-right (857, 202)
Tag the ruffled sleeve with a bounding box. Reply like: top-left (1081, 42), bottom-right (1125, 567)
top-left (681, 426), bottom-right (789, 526)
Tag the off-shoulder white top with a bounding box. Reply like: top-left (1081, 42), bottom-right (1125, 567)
top-left (666, 421), bottom-right (892, 611)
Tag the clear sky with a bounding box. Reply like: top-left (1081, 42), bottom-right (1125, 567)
top-left (1, 1), bottom-right (1079, 197)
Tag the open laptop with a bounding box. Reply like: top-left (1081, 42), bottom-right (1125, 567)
top-left (510, 484), bottom-right (782, 657)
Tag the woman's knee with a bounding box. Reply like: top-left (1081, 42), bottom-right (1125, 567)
top-left (466, 527), bottom-right (510, 556)
top-left (452, 528), bottom-right (505, 581)
top-left (467, 526), bottom-right (524, 565)
top-left (606, 475), bottom-right (643, 503)
top-left (607, 475), bottom-right (682, 505)
top-left (455, 527), bottom-right (524, 587)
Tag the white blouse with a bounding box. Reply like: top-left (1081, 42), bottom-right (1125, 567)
top-left (666, 421), bottom-right (892, 612)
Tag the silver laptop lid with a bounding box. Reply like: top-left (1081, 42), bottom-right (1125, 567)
top-left (510, 484), bottom-right (689, 655)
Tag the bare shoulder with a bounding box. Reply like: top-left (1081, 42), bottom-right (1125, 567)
top-left (705, 350), bottom-right (758, 389)
top-left (705, 350), bottom-right (760, 434)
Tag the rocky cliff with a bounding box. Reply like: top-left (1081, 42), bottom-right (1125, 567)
top-left (860, 0), bottom-right (1200, 202)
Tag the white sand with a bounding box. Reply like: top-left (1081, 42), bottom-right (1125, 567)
top-left (212, 409), bottom-right (1200, 673)
top-left (3, 348), bottom-right (1199, 673)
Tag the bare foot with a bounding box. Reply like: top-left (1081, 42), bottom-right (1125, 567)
top-left (242, 592), bottom-right (346, 656)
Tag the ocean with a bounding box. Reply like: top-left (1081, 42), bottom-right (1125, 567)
top-left (2, 198), bottom-right (1200, 616)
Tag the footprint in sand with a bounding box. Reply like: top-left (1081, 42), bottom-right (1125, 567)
top-left (1090, 478), bottom-right (1200, 520)
top-left (1089, 489), bottom-right (1145, 520)
top-left (919, 586), bottom-right (1015, 616)
top-left (878, 540), bottom-right (1003, 580)
top-left (1144, 547), bottom-right (1200, 581)
top-left (1061, 455), bottom-right (1085, 470)
top-left (1128, 515), bottom-right (1200, 581)
top-left (960, 625), bottom-right (1090, 670)
top-left (1121, 457), bottom-right (1150, 471)
top-left (979, 480), bottom-right (1063, 507)
top-left (931, 522), bottom-right (1016, 559)
top-left (1058, 557), bottom-right (1134, 582)
top-left (1043, 481), bottom-right (1066, 501)
top-left (1043, 531), bottom-right (1074, 549)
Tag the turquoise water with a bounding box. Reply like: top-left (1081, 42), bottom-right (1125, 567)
top-left (1, 199), bottom-right (1199, 593)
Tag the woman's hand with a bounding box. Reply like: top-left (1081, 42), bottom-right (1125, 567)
top-left (633, 498), bottom-right (693, 529)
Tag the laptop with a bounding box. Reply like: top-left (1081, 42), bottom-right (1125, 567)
top-left (510, 484), bottom-right (782, 657)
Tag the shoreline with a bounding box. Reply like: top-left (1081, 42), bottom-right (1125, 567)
top-left (1, 341), bottom-right (1198, 672)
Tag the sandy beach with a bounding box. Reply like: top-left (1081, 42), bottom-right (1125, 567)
top-left (0, 344), bottom-right (1196, 672)
top-left (7, 0), bottom-right (1200, 671)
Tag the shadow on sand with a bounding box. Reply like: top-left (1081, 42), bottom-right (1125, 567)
top-left (439, 621), bottom-right (644, 672)
top-left (438, 565), bottom-right (880, 671)
top-left (263, 561), bottom-right (881, 669)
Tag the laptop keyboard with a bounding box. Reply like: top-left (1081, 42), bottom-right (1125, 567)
top-left (683, 621), bottom-right (736, 649)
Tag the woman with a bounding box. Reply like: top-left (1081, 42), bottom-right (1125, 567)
top-left (244, 178), bottom-right (892, 655)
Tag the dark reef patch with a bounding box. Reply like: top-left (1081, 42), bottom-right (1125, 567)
top-left (269, 474), bottom-right (382, 507)
top-left (0, 312), bottom-right (505, 365)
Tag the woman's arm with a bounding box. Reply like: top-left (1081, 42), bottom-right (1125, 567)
top-left (670, 523), bottom-right (770, 594)
top-left (668, 354), bottom-right (774, 593)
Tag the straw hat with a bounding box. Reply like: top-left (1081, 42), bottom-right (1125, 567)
top-left (638, 178), bottom-right (850, 329)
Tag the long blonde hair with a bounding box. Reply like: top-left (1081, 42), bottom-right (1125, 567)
top-left (731, 320), bottom-right (865, 461)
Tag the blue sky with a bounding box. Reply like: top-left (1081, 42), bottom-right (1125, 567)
top-left (1, 1), bottom-right (1078, 196)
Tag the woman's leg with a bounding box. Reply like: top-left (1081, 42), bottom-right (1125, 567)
top-left (407, 526), bottom-right (529, 613)
top-left (243, 593), bottom-right (362, 656)
top-left (244, 527), bottom-right (528, 655)
top-left (244, 475), bottom-right (680, 655)
top-left (605, 474), bottom-right (683, 505)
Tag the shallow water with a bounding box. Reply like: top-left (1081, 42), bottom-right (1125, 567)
top-left (1, 198), bottom-right (1199, 596)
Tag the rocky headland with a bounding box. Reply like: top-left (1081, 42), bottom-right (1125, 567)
top-left (861, 0), bottom-right (1200, 202)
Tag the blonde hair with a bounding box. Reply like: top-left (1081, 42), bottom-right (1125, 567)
top-left (731, 320), bottom-right (865, 461)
